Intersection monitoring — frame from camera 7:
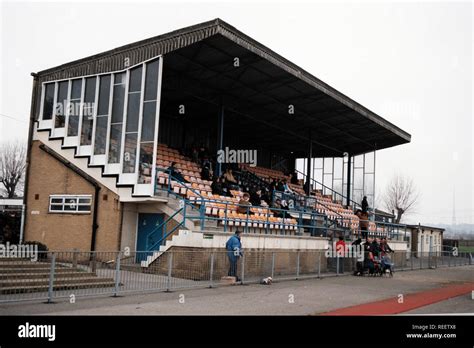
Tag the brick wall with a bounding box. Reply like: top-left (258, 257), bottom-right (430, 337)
top-left (24, 140), bottom-right (122, 252)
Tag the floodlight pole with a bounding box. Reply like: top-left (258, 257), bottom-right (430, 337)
top-left (346, 153), bottom-right (352, 207)
top-left (306, 130), bottom-right (312, 195)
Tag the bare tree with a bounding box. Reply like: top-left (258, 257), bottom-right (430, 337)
top-left (383, 174), bottom-right (419, 223)
top-left (0, 141), bottom-right (27, 198)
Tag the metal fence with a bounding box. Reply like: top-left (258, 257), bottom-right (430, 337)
top-left (0, 250), bottom-right (471, 303)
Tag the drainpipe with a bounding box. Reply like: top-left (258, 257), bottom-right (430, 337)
top-left (22, 73), bottom-right (39, 244)
top-left (39, 144), bottom-right (101, 251)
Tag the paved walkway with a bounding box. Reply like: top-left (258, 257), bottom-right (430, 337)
top-left (0, 266), bottom-right (472, 315)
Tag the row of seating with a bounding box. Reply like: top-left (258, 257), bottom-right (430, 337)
top-left (240, 163), bottom-right (289, 182)
top-left (245, 164), bottom-right (361, 232)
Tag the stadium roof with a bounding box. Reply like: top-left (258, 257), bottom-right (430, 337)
top-left (36, 18), bottom-right (411, 157)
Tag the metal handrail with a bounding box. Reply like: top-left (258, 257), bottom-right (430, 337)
top-left (294, 168), bottom-right (367, 212)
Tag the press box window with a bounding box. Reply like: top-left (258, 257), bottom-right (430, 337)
top-left (49, 195), bottom-right (92, 213)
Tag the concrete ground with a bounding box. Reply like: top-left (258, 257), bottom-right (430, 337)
top-left (0, 266), bottom-right (472, 315)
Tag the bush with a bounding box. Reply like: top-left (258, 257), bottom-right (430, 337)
top-left (23, 241), bottom-right (48, 260)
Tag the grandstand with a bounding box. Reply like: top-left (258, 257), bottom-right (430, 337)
top-left (23, 19), bottom-right (411, 260)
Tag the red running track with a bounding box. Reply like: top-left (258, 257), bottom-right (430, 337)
top-left (321, 282), bottom-right (474, 315)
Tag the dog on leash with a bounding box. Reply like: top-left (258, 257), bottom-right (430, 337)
top-left (260, 277), bottom-right (273, 285)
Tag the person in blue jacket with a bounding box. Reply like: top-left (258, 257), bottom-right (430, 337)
top-left (226, 230), bottom-right (243, 280)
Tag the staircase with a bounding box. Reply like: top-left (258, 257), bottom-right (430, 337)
top-left (0, 258), bottom-right (115, 294)
top-left (34, 122), bottom-right (149, 199)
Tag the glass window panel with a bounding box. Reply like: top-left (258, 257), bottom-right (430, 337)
top-left (81, 106), bottom-right (94, 145)
top-left (94, 116), bottom-right (108, 155)
top-left (78, 205), bottom-right (91, 212)
top-left (111, 83), bottom-right (125, 123)
top-left (84, 77), bottom-right (96, 103)
top-left (138, 143), bottom-right (154, 184)
top-left (42, 83), bottom-right (55, 120)
top-left (114, 72), bottom-right (125, 85)
top-left (97, 75), bottom-right (111, 115)
top-left (129, 66), bottom-right (142, 92)
top-left (122, 133), bottom-right (137, 173)
top-left (71, 79), bottom-right (82, 99)
top-left (144, 60), bottom-right (159, 101)
top-left (141, 101), bottom-right (156, 142)
top-left (50, 205), bottom-right (63, 211)
top-left (63, 198), bottom-right (78, 211)
top-left (108, 124), bottom-right (122, 163)
top-left (50, 198), bottom-right (63, 204)
top-left (67, 100), bottom-right (81, 136)
top-left (54, 81), bottom-right (68, 128)
top-left (126, 92), bottom-right (140, 133)
top-left (78, 198), bottom-right (91, 204)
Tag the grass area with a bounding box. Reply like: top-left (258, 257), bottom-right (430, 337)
top-left (458, 246), bottom-right (474, 253)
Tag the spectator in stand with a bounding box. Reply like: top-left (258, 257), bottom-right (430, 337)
top-left (290, 171), bottom-right (299, 185)
top-left (269, 179), bottom-right (277, 193)
top-left (223, 168), bottom-right (239, 190)
top-left (201, 162), bottom-right (212, 181)
top-left (237, 193), bottom-right (253, 215)
top-left (219, 177), bottom-right (233, 197)
top-left (260, 189), bottom-right (271, 206)
top-left (271, 199), bottom-right (284, 218)
top-left (250, 188), bottom-right (262, 206)
top-left (279, 199), bottom-right (290, 218)
top-left (361, 196), bottom-right (369, 213)
top-left (276, 179), bottom-right (284, 192)
top-left (226, 230), bottom-right (243, 281)
top-left (282, 179), bottom-right (293, 194)
top-left (167, 162), bottom-right (188, 183)
top-left (211, 176), bottom-right (224, 196)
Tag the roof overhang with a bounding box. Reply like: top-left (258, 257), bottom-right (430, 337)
top-left (35, 18), bottom-right (411, 157)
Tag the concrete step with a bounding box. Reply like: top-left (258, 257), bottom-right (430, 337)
top-left (0, 276), bottom-right (114, 288)
top-left (0, 271), bottom-right (96, 280)
top-left (0, 261), bottom-right (65, 269)
top-left (0, 280), bottom-right (116, 294)
top-left (0, 257), bottom-right (32, 262)
top-left (0, 267), bottom-right (77, 274)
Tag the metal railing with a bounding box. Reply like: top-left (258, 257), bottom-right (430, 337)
top-left (153, 168), bottom-right (351, 240)
top-left (0, 249), bottom-right (471, 303)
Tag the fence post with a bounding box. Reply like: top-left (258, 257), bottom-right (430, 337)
top-left (209, 252), bottom-right (214, 288)
top-left (113, 251), bottom-right (121, 297)
top-left (166, 252), bottom-right (173, 292)
top-left (411, 252), bottom-right (414, 270)
top-left (271, 252), bottom-right (275, 280)
top-left (336, 255), bottom-right (339, 276)
top-left (448, 251), bottom-right (451, 267)
top-left (240, 253), bottom-right (245, 285)
top-left (318, 251), bottom-right (321, 278)
top-left (296, 251), bottom-right (300, 280)
top-left (47, 252), bottom-right (56, 304)
top-left (72, 248), bottom-right (78, 269)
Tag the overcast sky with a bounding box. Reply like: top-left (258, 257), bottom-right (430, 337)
top-left (0, 0), bottom-right (472, 226)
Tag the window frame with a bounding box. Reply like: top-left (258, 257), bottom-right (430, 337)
top-left (48, 194), bottom-right (93, 214)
